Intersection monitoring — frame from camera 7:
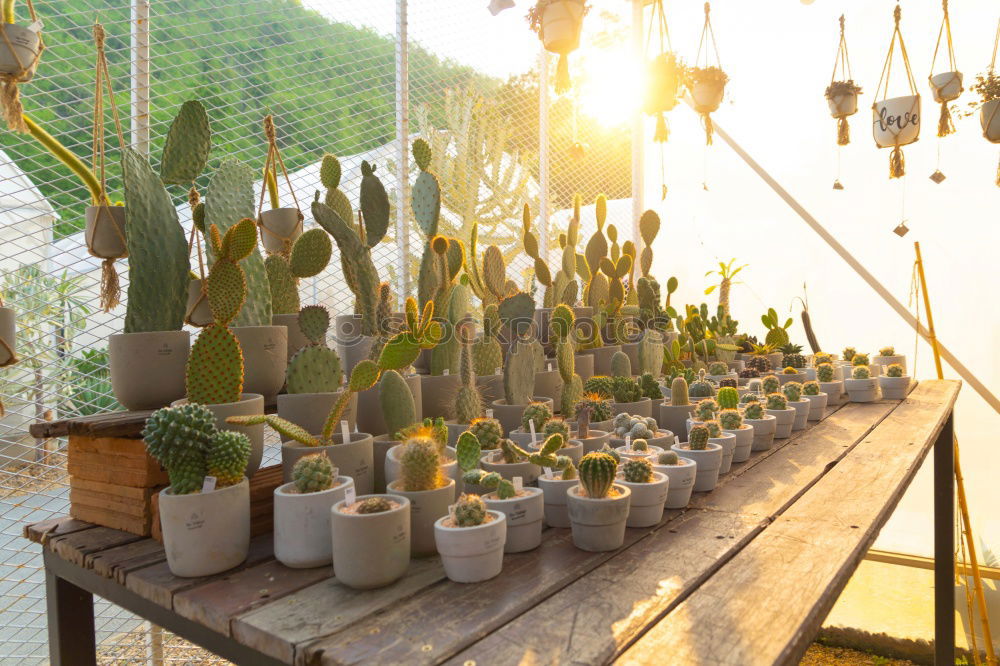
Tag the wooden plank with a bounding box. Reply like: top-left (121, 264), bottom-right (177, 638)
top-left (49, 526), bottom-right (145, 568)
top-left (446, 393), bottom-right (909, 666)
top-left (67, 461), bottom-right (165, 487)
top-left (71, 477), bottom-right (158, 502)
top-left (125, 534), bottom-right (275, 609)
top-left (70, 448), bottom-right (157, 472)
top-left (174, 561), bottom-right (333, 636)
top-left (23, 517), bottom-right (95, 545)
top-left (69, 501), bottom-right (151, 536)
top-left (68, 435), bottom-right (148, 456)
top-left (30, 409), bottom-right (155, 439)
top-left (90, 539), bottom-right (166, 584)
top-left (233, 558), bottom-right (444, 664)
top-left (617, 380), bottom-right (959, 666)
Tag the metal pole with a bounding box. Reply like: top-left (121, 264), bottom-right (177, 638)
top-left (130, 0), bottom-right (150, 157)
top-left (934, 413), bottom-right (955, 666)
top-left (539, 48), bottom-right (550, 262)
top-left (394, 0), bottom-right (410, 304)
top-left (630, 0), bottom-right (644, 241)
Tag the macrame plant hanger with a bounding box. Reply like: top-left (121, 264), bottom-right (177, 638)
top-left (928, 0), bottom-right (962, 183)
top-left (828, 15), bottom-right (857, 190)
top-left (874, 5), bottom-right (919, 180)
top-left (256, 115), bottom-right (303, 257)
top-left (693, 2), bottom-right (723, 147)
top-left (0, 0), bottom-right (43, 133)
top-left (90, 23), bottom-right (127, 312)
top-left (643, 0), bottom-right (680, 200)
top-left (987, 20), bottom-right (1000, 187)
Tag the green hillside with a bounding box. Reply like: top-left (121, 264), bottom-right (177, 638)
top-left (1, 0), bottom-right (492, 238)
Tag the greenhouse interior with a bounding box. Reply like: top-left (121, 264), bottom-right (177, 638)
top-left (0, 0), bottom-right (997, 664)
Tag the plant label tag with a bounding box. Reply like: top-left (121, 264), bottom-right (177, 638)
top-left (340, 420), bottom-right (350, 443)
top-left (443, 369), bottom-right (449, 376)
top-left (547, 362), bottom-right (553, 372)
top-left (528, 421), bottom-right (537, 444)
top-left (27, 20), bottom-right (43, 33)
top-left (486, 408), bottom-right (494, 419)
top-left (625, 435), bottom-right (631, 450)
top-left (495, 367), bottom-right (501, 376)
top-left (201, 476), bottom-right (217, 493)
top-left (513, 476), bottom-right (523, 492)
top-left (543, 467), bottom-right (553, 479)
top-left (344, 485), bottom-right (356, 506)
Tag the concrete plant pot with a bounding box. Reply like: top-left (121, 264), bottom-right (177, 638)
top-left (258, 207), bottom-right (302, 255)
top-left (384, 445), bottom-right (459, 495)
top-left (356, 372), bottom-right (422, 437)
top-left (671, 442), bottom-right (722, 492)
top-left (879, 375), bottom-right (911, 400)
top-left (159, 478), bottom-right (249, 578)
top-left (819, 381), bottom-right (845, 406)
top-left (712, 432), bottom-right (736, 474)
top-left (620, 342), bottom-right (640, 372)
top-left (872, 354), bottom-right (906, 375)
top-left (281, 432), bottom-right (374, 494)
top-left (371, 434), bottom-right (401, 493)
top-left (420, 374), bottom-right (461, 421)
top-left (484, 487), bottom-right (544, 553)
top-left (272, 313), bottom-right (309, 361)
top-left (845, 378), bottom-right (878, 403)
top-left (745, 415), bottom-right (777, 451)
top-left (387, 478), bottom-right (456, 557)
top-left (330, 494), bottom-right (410, 589)
top-left (618, 471), bottom-right (668, 528)
top-left (537, 475), bottom-right (577, 527)
top-left (788, 399), bottom-right (810, 431)
top-left (804, 392), bottom-right (829, 420)
top-left (490, 397), bottom-right (554, 436)
top-left (724, 425), bottom-right (754, 463)
top-left (658, 403), bottom-right (695, 438)
top-left (651, 456), bottom-right (697, 509)
top-left (232, 325), bottom-right (288, 404)
top-left (574, 429), bottom-right (611, 455)
top-left (277, 391), bottom-right (357, 434)
top-left (566, 484), bottom-right (632, 552)
top-left (778, 372), bottom-right (806, 386)
top-left (611, 397), bottom-right (652, 418)
top-left (109, 330), bottom-right (190, 410)
top-left (574, 353), bottom-right (595, 382)
top-left (533, 368), bottom-right (562, 407)
top-left (172, 393), bottom-right (265, 478)
top-left (610, 430), bottom-right (673, 453)
top-left (84, 205), bottom-right (126, 259)
top-left (273, 476), bottom-right (353, 568)
top-left (434, 510), bottom-right (506, 583)
top-left (0, 23), bottom-right (40, 79)
top-left (334, 314), bottom-right (375, 376)
top-left (480, 451), bottom-right (541, 487)
top-left (582, 344), bottom-right (622, 376)
top-left (767, 407), bottom-right (796, 439)
top-left (616, 444), bottom-right (665, 462)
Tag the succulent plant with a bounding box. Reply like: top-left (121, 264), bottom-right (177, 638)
top-left (575, 393), bottom-right (613, 423)
top-left (716, 386), bottom-right (739, 410)
top-left (453, 321), bottom-right (484, 424)
top-left (599, 443), bottom-right (621, 464)
top-left (688, 424), bottom-right (710, 450)
top-left (398, 431), bottom-right (446, 492)
top-left (143, 404), bottom-right (250, 495)
top-left (704, 420), bottom-right (722, 438)
top-left (631, 438), bottom-right (649, 452)
top-left (688, 369), bottom-right (714, 398)
top-left (469, 417), bottom-right (503, 450)
top-left (621, 458), bottom-right (654, 483)
top-left (803, 380), bottom-right (820, 396)
top-left (657, 450), bottom-right (680, 465)
top-left (285, 305), bottom-right (343, 394)
top-left (695, 398), bottom-right (719, 421)
top-left (266, 228), bottom-right (332, 314)
top-left (638, 373), bottom-right (661, 400)
top-left (719, 408), bottom-right (743, 430)
top-left (543, 417), bottom-right (570, 440)
top-left (521, 401), bottom-right (553, 433)
top-left (357, 496), bottom-right (393, 514)
top-left (886, 363), bottom-right (904, 378)
top-left (782, 352), bottom-right (806, 369)
top-left (584, 375), bottom-right (614, 399)
top-left (503, 339), bottom-right (536, 406)
top-left (817, 362), bottom-right (835, 382)
top-left (746, 355), bottom-right (771, 373)
top-left (743, 402), bottom-right (764, 420)
top-left (761, 308), bottom-right (793, 347)
top-left (455, 430), bottom-right (482, 475)
top-left (670, 376), bottom-right (690, 406)
top-left (782, 381), bottom-right (803, 402)
top-left (761, 374), bottom-right (780, 394)
top-left (579, 452), bottom-right (618, 499)
top-left (878, 346), bottom-right (896, 357)
top-left (782, 366), bottom-right (800, 375)
top-left (852, 353), bottom-right (870, 367)
top-left (739, 367), bottom-right (760, 379)
top-left (611, 350), bottom-right (632, 378)
top-left (708, 361), bottom-right (728, 376)
top-left (498, 438), bottom-right (530, 464)
top-left (766, 393), bottom-right (788, 410)
top-left (610, 376), bottom-right (641, 403)
top-left (453, 493), bottom-right (488, 527)
top-left (741, 392), bottom-right (761, 404)
top-left (551, 304), bottom-right (583, 415)
top-left (612, 413), bottom-right (657, 439)
top-left (472, 304), bottom-right (504, 377)
top-left (842, 347), bottom-right (857, 362)
top-left (379, 370), bottom-right (416, 441)
top-left (463, 469), bottom-right (516, 499)
top-left (814, 352), bottom-right (833, 365)
top-left (292, 453), bottom-right (336, 493)
top-left (852, 365), bottom-right (871, 379)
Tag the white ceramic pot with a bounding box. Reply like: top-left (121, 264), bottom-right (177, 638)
top-left (582, 345), bottom-right (621, 376)
top-left (272, 313), bottom-right (309, 361)
top-left (615, 444), bottom-right (664, 462)
top-left (277, 391), bottom-right (357, 434)
top-left (744, 415), bottom-right (777, 451)
top-left (172, 393), bottom-right (264, 478)
top-left (434, 510), bottom-right (506, 583)
top-left (618, 472), bottom-right (668, 528)
top-left (281, 432), bottom-right (374, 494)
top-left (658, 403), bottom-right (695, 439)
top-left (0, 306), bottom-right (15, 366)
top-left (372, 435), bottom-right (401, 493)
top-left (533, 368), bottom-right (562, 407)
top-left (330, 494), bottom-right (410, 589)
top-left (421, 374), bottom-right (462, 421)
top-left (789, 399), bottom-right (810, 431)
top-left (490, 397), bottom-right (553, 436)
top-left (828, 91), bottom-right (858, 118)
top-left (480, 451), bottom-right (541, 487)
top-left (712, 433), bottom-right (736, 475)
top-left (671, 443), bottom-right (722, 492)
top-left (159, 478), bottom-right (249, 578)
top-left (356, 372), bottom-right (421, 437)
top-left (258, 207), bottom-right (302, 255)
top-left (691, 80), bottom-right (725, 113)
top-left (930, 71), bottom-right (963, 103)
top-left (273, 476), bottom-right (353, 568)
top-left (84, 205), bottom-right (127, 259)
top-left (872, 354), bottom-right (906, 375)
top-left (879, 375), bottom-right (911, 400)
top-left (610, 430), bottom-right (673, 453)
top-left (804, 392), bottom-right (828, 420)
top-left (982, 98), bottom-right (1000, 143)
top-left (0, 23), bottom-right (40, 79)
top-left (574, 353), bottom-right (595, 382)
top-left (819, 381), bottom-right (845, 406)
top-left (185, 279), bottom-right (213, 327)
top-left (767, 352), bottom-right (784, 371)
top-left (799, 367), bottom-right (817, 381)
top-left (845, 378), bottom-right (878, 403)
top-left (507, 427), bottom-right (544, 448)
top-left (384, 445), bottom-right (459, 494)
top-left (873, 95), bottom-right (921, 148)
top-left (109, 330), bottom-right (190, 410)
top-left (387, 478), bottom-right (456, 557)
top-left (652, 457), bottom-right (697, 509)
top-left (611, 397), bottom-right (652, 418)
top-left (726, 360), bottom-right (745, 373)
top-left (575, 429), bottom-right (611, 455)
top-left (566, 484), bottom-right (631, 552)
top-left (724, 425), bottom-right (754, 463)
top-left (540, 0), bottom-right (584, 53)
top-left (232, 325), bottom-right (287, 403)
top-left (767, 408), bottom-right (796, 439)
top-left (537, 475), bottom-right (577, 527)
top-left (484, 487), bottom-right (544, 553)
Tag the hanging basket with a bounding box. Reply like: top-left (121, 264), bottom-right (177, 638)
top-left (185, 277), bottom-right (213, 327)
top-left (689, 72), bottom-right (726, 114)
top-left (258, 207), bottom-right (303, 255)
top-left (0, 23), bottom-right (39, 79)
top-left (540, 1), bottom-right (584, 54)
top-left (84, 204), bottom-right (126, 259)
top-left (644, 53), bottom-right (681, 116)
top-left (872, 95), bottom-right (921, 148)
top-left (827, 89), bottom-right (858, 118)
top-left (929, 71), bottom-right (963, 103)
top-left (981, 98), bottom-right (1000, 143)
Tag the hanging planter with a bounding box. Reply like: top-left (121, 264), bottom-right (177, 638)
top-left (527, 0), bottom-right (589, 95)
top-left (642, 1), bottom-right (682, 142)
top-left (685, 3), bottom-right (727, 146)
top-left (873, 6), bottom-right (920, 179)
top-left (0, 0), bottom-right (43, 133)
top-left (826, 16), bottom-right (861, 149)
top-left (928, 0), bottom-right (962, 139)
top-left (257, 115), bottom-right (305, 255)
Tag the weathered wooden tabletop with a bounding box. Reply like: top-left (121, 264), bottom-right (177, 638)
top-left (27, 380), bottom-right (960, 666)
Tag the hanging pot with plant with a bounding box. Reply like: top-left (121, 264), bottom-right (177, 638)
top-left (873, 6), bottom-right (921, 179)
top-left (527, 0), bottom-right (589, 94)
top-left (685, 2), bottom-right (727, 145)
top-left (257, 115), bottom-right (304, 255)
top-left (826, 16), bottom-right (862, 147)
top-left (0, 0), bottom-right (44, 133)
top-left (928, 0), bottom-right (962, 139)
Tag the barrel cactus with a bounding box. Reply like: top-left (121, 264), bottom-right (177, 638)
top-left (621, 458), bottom-right (653, 483)
top-left (579, 452), bottom-right (618, 499)
top-left (694, 398), bottom-right (719, 421)
top-left (575, 394), bottom-right (613, 422)
top-left (398, 433), bottom-right (445, 492)
top-left (744, 402), bottom-right (764, 420)
top-left (469, 418), bottom-right (503, 450)
top-left (670, 376), bottom-right (690, 406)
top-left (584, 375), bottom-right (615, 400)
top-left (688, 424), bottom-right (710, 450)
top-left (842, 347), bottom-right (857, 362)
top-left (814, 352), bottom-right (833, 365)
top-left (886, 363), bottom-right (904, 378)
top-left (746, 355), bottom-right (770, 373)
top-left (803, 380), bottom-right (821, 396)
top-left (716, 386), bottom-right (739, 410)
top-left (453, 493), bottom-right (488, 527)
top-left (761, 374), bottom-right (780, 394)
top-left (599, 443), bottom-right (621, 464)
top-left (719, 409), bottom-right (743, 430)
top-left (739, 367), bottom-right (761, 379)
top-left (638, 373), bottom-right (661, 400)
top-left (521, 401), bottom-right (553, 433)
top-left (852, 353), bottom-right (870, 367)
top-left (816, 362), bottom-right (835, 383)
top-left (741, 392), bottom-right (760, 404)
top-left (292, 453), bottom-right (336, 493)
top-left (766, 393), bottom-right (788, 410)
top-left (783, 382), bottom-right (803, 402)
top-left (704, 420), bottom-right (722, 438)
top-left (708, 361), bottom-right (728, 376)
top-left (852, 365), bottom-right (871, 379)
top-left (631, 438), bottom-right (649, 452)
top-left (878, 346), bottom-right (896, 357)
top-left (688, 370), bottom-right (714, 398)
top-left (543, 417), bottom-right (570, 440)
top-left (657, 450), bottom-right (680, 465)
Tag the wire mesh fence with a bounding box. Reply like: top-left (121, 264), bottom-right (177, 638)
top-left (0, 0), bottom-right (634, 661)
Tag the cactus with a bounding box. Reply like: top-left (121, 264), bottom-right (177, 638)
top-left (638, 373), bottom-right (661, 400)
top-left (670, 376), bottom-right (690, 406)
top-left (398, 432), bottom-right (446, 492)
top-left (637, 329), bottom-right (664, 378)
top-left (543, 417), bottom-right (570, 440)
top-left (766, 393), bottom-right (788, 410)
top-left (611, 376), bottom-right (641, 403)
top-left (695, 398), bottom-right (719, 421)
top-left (579, 452), bottom-right (618, 499)
top-left (455, 431), bottom-right (482, 475)
top-left (285, 305), bottom-right (343, 394)
top-left (469, 418), bottom-right (503, 450)
top-left (611, 350), bottom-right (632, 378)
top-left (803, 380), bottom-right (821, 396)
top-left (266, 229), bottom-right (333, 314)
top-left (453, 493), bottom-right (488, 527)
top-left (744, 402), bottom-right (764, 420)
top-left (498, 439), bottom-right (530, 464)
top-left (521, 401), bottom-right (553, 433)
top-left (716, 386), bottom-right (739, 410)
top-left (708, 361), bottom-right (728, 376)
top-left (319, 154), bottom-right (353, 227)
top-left (782, 366), bottom-right (799, 375)
top-left (584, 376), bottom-right (614, 400)
top-left (612, 413), bottom-right (657, 439)
top-left (551, 304), bottom-right (583, 415)
top-left (783, 382), bottom-right (803, 402)
top-left (816, 362), bottom-right (835, 382)
top-left (575, 393), bottom-right (612, 423)
top-left (852, 365), bottom-right (871, 379)
top-left (453, 321), bottom-right (484, 424)
top-left (357, 496), bottom-right (393, 514)
top-left (503, 339), bottom-right (536, 406)
top-left (741, 392), bottom-right (760, 404)
top-left (739, 368), bottom-right (761, 379)
top-left (886, 363), bottom-right (904, 378)
top-left (430, 282), bottom-right (470, 376)
top-left (599, 443), bottom-right (621, 464)
top-left (704, 420), bottom-right (722, 438)
top-left (473, 304), bottom-right (504, 376)
top-left (761, 374), bottom-right (780, 394)
top-left (842, 347), bottom-right (857, 362)
top-left (688, 424), bottom-right (710, 450)
top-left (878, 346), bottom-right (896, 357)
top-left (631, 438), bottom-right (649, 452)
top-left (761, 308), bottom-right (792, 348)
top-left (782, 352), bottom-right (806, 369)
top-left (520, 203), bottom-right (556, 307)
top-left (622, 458), bottom-right (654, 483)
top-left (657, 450), bottom-right (680, 465)
top-left (747, 379), bottom-right (763, 394)
top-left (746, 355), bottom-right (771, 373)
top-left (688, 369), bottom-right (714, 398)
top-left (143, 404), bottom-right (249, 495)
top-left (292, 453), bottom-right (336, 493)
top-left (379, 370), bottom-right (416, 440)
top-left (852, 353), bottom-right (870, 367)
top-left (719, 409), bottom-right (742, 430)
top-left (814, 352), bottom-right (833, 365)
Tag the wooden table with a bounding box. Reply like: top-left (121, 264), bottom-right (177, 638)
top-left (26, 380), bottom-right (960, 666)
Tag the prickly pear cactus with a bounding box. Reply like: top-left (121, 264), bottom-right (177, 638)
top-left (267, 229), bottom-right (333, 314)
top-left (285, 306), bottom-right (342, 394)
top-left (320, 154), bottom-right (353, 226)
top-left (411, 139), bottom-right (441, 237)
top-left (379, 370), bottom-right (416, 440)
top-left (472, 304), bottom-right (504, 376)
top-left (503, 340), bottom-right (536, 406)
top-left (159, 100), bottom-right (211, 185)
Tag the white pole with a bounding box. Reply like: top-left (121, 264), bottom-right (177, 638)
top-left (130, 0), bottom-right (151, 157)
top-left (395, 0), bottom-right (410, 304)
top-left (630, 0), bottom-right (645, 242)
top-left (538, 48), bottom-right (550, 263)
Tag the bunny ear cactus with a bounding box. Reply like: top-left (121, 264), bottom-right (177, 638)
top-left (320, 154), bottom-right (353, 228)
top-left (455, 431), bottom-right (482, 475)
top-left (430, 282), bottom-right (470, 377)
top-left (637, 330), bottom-right (664, 377)
top-left (359, 160), bottom-right (390, 248)
top-left (472, 304), bottom-right (504, 377)
top-left (503, 340), bottom-right (536, 406)
top-left (411, 139), bottom-right (440, 237)
top-left (520, 203), bottom-right (554, 306)
top-left (379, 370), bottom-right (416, 440)
top-left (285, 305), bottom-right (343, 393)
top-left (267, 228), bottom-right (333, 314)
top-left (761, 308), bottom-right (793, 348)
top-left (186, 218), bottom-right (258, 405)
top-left (550, 304), bottom-right (583, 415)
top-left (638, 210), bottom-right (660, 278)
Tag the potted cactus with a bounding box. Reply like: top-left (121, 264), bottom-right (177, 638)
top-left (719, 405), bottom-right (752, 464)
top-left (273, 453), bottom-right (354, 568)
top-left (801, 380), bottom-right (828, 421)
top-left (611, 413), bottom-right (672, 451)
top-left (688, 369), bottom-right (716, 401)
top-left (617, 458), bottom-right (668, 528)
top-left (384, 417), bottom-right (459, 488)
top-left (372, 370), bottom-right (420, 492)
top-left (671, 424), bottom-right (723, 492)
top-left (508, 400), bottom-right (554, 446)
top-left (650, 450), bottom-right (696, 509)
top-left (491, 338), bottom-right (554, 434)
top-left (570, 395), bottom-right (612, 453)
top-left (536, 449), bottom-right (580, 528)
top-left (740, 396), bottom-right (776, 452)
top-left (266, 227), bottom-right (332, 360)
top-left (481, 437), bottom-right (559, 552)
top-left (765, 393), bottom-right (795, 439)
top-left (704, 420), bottom-right (736, 475)
top-left (550, 304), bottom-right (584, 416)
top-left (331, 494), bottom-right (411, 589)
top-left (386, 427), bottom-right (457, 557)
top-left (659, 376), bottom-right (696, 438)
top-left (707, 360), bottom-right (735, 385)
top-left (567, 452), bottom-right (632, 552)
top-left (782, 382), bottom-right (810, 431)
top-left (878, 363), bottom-right (910, 400)
top-left (434, 494), bottom-right (506, 583)
top-left (444, 322), bottom-right (486, 444)
top-left (143, 404), bottom-right (251, 577)
top-left (479, 438), bottom-right (546, 487)
top-left (872, 346), bottom-right (906, 375)
top-left (845, 365), bottom-right (878, 402)
top-left (817, 362), bottom-right (844, 406)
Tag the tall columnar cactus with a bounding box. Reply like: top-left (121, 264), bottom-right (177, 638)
top-left (622, 458), bottom-right (654, 483)
top-left (578, 452), bottom-right (617, 499)
top-left (637, 330), bottom-right (664, 378)
top-left (453, 493), bottom-right (488, 527)
top-left (379, 370), bottom-right (416, 441)
top-left (783, 382), bottom-right (803, 402)
top-left (611, 350), bottom-right (632, 378)
top-left (454, 322), bottom-right (484, 424)
top-left (521, 401), bottom-right (552, 433)
top-left (716, 386), bottom-right (739, 410)
top-left (744, 401), bottom-right (764, 420)
top-left (574, 394), bottom-right (611, 438)
top-left (503, 339), bottom-right (536, 406)
top-left (688, 424), bottom-right (710, 451)
top-left (266, 229), bottom-right (333, 314)
top-left (469, 417), bottom-right (503, 450)
top-left (670, 376), bottom-right (690, 406)
top-left (292, 453), bottom-right (336, 493)
top-left (551, 304), bottom-right (582, 416)
top-left (398, 432), bottom-right (445, 492)
top-left (285, 306), bottom-right (343, 394)
top-left (143, 404), bottom-right (250, 495)
top-left (186, 218), bottom-right (258, 405)
top-left (473, 304), bottom-right (504, 376)
top-left (719, 409), bottom-right (743, 430)
top-left (688, 369), bottom-right (714, 398)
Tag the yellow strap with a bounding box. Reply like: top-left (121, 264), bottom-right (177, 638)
top-left (876, 5), bottom-right (917, 101)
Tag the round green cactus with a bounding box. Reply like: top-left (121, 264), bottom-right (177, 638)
top-left (744, 402), bottom-right (765, 420)
top-left (816, 362), bottom-right (835, 383)
top-left (688, 424), bottom-right (710, 450)
top-left (814, 352), bottom-right (833, 365)
top-left (521, 401), bottom-right (553, 433)
top-left (688, 370), bottom-right (714, 398)
top-left (783, 382), bottom-right (803, 402)
top-left (631, 438), bottom-right (649, 452)
top-left (657, 450), bottom-right (680, 465)
top-left (292, 453), bottom-right (336, 493)
top-left (842, 347), bottom-right (857, 362)
top-left (579, 452), bottom-right (618, 499)
top-left (575, 394), bottom-right (613, 422)
top-left (622, 458), bottom-right (654, 483)
top-left (611, 350), bottom-right (632, 378)
top-left (469, 418), bottom-right (503, 450)
top-left (766, 393), bottom-right (788, 410)
top-left (705, 420), bottom-right (722, 438)
top-left (716, 386), bottom-right (739, 410)
top-left (599, 442), bottom-right (621, 464)
top-left (761, 374), bottom-right (780, 394)
top-left (782, 366), bottom-right (800, 375)
top-left (803, 380), bottom-right (820, 396)
top-left (719, 409), bottom-right (743, 430)
top-left (878, 346), bottom-right (896, 357)
top-left (741, 392), bottom-right (761, 404)
top-left (852, 352), bottom-right (870, 367)
top-left (398, 435), bottom-right (444, 492)
top-left (782, 353), bottom-right (806, 369)
top-left (357, 496), bottom-right (393, 514)
top-left (886, 363), bottom-right (904, 378)
top-left (708, 361), bottom-right (728, 376)
top-left (852, 365), bottom-right (871, 379)
top-left (542, 418), bottom-right (570, 440)
top-left (584, 375), bottom-right (615, 399)
top-left (611, 376), bottom-right (641, 403)
top-left (453, 493), bottom-right (488, 527)
top-left (695, 398), bottom-right (719, 421)
top-left (746, 356), bottom-right (771, 373)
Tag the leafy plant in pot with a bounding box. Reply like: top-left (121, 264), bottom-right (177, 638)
top-left (386, 427), bottom-right (456, 557)
top-left (434, 493), bottom-right (506, 583)
top-left (826, 79), bottom-right (863, 144)
top-left (967, 69), bottom-right (1000, 144)
top-left (567, 452), bottom-right (632, 552)
top-left (143, 404), bottom-right (251, 577)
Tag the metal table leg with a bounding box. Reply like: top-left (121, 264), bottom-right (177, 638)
top-left (46, 565), bottom-right (97, 666)
top-left (934, 413), bottom-right (955, 666)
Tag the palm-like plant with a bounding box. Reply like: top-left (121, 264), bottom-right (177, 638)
top-left (704, 258), bottom-right (746, 316)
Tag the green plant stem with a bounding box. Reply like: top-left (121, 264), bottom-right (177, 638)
top-left (265, 165), bottom-right (279, 209)
top-left (3, 0), bottom-right (15, 24)
top-left (24, 115), bottom-right (104, 205)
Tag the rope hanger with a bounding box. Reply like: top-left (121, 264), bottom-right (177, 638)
top-left (256, 114), bottom-right (304, 257)
top-left (875, 4), bottom-right (919, 179)
top-left (929, 0), bottom-right (961, 138)
top-left (0, 0), bottom-right (43, 133)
